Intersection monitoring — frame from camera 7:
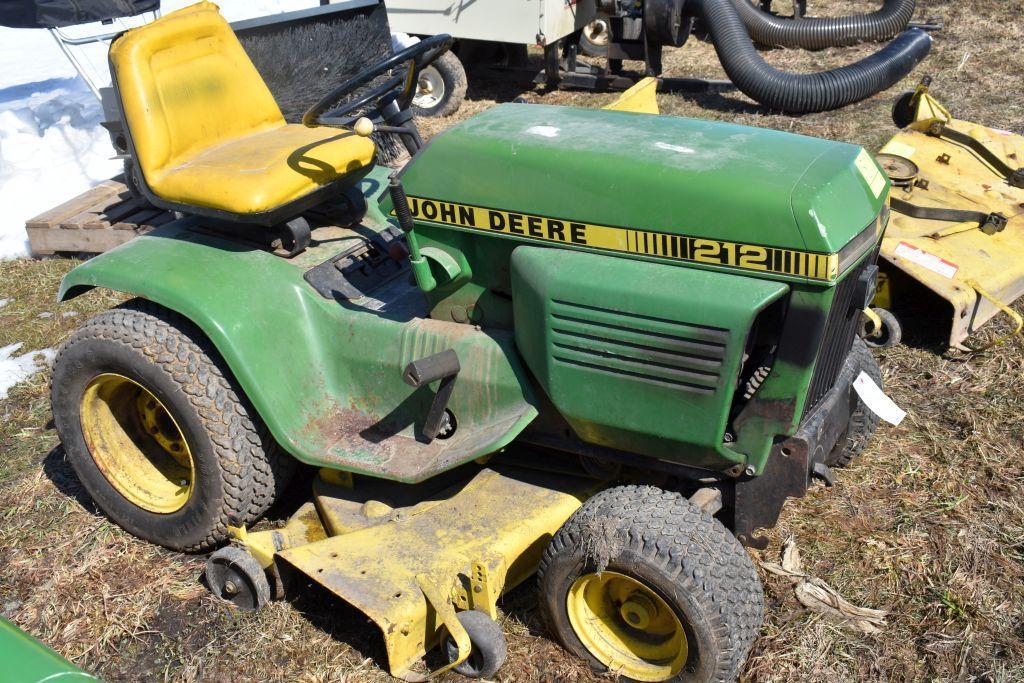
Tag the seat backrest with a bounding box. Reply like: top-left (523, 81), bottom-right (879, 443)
top-left (109, 2), bottom-right (285, 180)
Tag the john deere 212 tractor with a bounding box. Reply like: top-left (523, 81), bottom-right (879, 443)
top-left (50, 3), bottom-right (892, 681)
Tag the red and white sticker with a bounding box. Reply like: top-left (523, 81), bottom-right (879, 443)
top-left (893, 241), bottom-right (958, 279)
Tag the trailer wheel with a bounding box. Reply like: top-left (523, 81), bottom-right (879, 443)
top-left (579, 13), bottom-right (612, 57)
top-left (538, 485), bottom-right (763, 683)
top-left (826, 338), bottom-right (882, 468)
top-left (411, 51), bottom-right (467, 118)
top-left (51, 300), bottom-right (293, 552)
top-left (442, 610), bottom-right (508, 678)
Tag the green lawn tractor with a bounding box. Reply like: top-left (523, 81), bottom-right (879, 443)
top-left (50, 3), bottom-right (893, 681)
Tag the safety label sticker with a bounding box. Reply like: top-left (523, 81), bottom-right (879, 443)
top-left (398, 195), bottom-right (841, 282)
top-left (853, 371), bottom-right (906, 426)
top-left (855, 148), bottom-right (888, 198)
top-left (893, 241), bottom-right (958, 279)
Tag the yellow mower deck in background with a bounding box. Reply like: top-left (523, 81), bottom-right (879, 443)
top-left (871, 79), bottom-right (1024, 350)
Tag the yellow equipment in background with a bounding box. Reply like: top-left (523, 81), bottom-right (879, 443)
top-left (873, 78), bottom-right (1024, 350)
top-left (602, 76), bottom-right (660, 114)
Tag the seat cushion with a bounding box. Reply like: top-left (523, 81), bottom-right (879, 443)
top-left (147, 124), bottom-right (377, 215)
top-left (110, 2), bottom-right (287, 183)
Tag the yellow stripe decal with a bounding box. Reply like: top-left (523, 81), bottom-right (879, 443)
top-left (400, 196), bottom-right (840, 282)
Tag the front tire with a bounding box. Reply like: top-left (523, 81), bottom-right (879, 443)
top-left (51, 300), bottom-right (293, 552)
top-left (538, 486), bottom-right (763, 682)
top-left (826, 338), bottom-right (882, 468)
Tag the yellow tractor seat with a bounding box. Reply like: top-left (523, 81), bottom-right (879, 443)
top-left (109, 2), bottom-right (376, 225)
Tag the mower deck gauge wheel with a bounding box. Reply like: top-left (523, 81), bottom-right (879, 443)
top-left (442, 610), bottom-right (508, 678)
top-left (891, 90), bottom-right (917, 129)
top-left (205, 546), bottom-right (271, 611)
top-left (859, 307), bottom-right (902, 349)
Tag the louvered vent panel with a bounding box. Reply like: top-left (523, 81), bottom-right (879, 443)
top-left (549, 299), bottom-right (729, 394)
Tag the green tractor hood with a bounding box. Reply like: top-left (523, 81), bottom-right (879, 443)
top-left (399, 104), bottom-right (888, 271)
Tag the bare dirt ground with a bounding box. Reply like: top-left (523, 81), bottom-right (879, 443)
top-left (2, 1), bottom-right (1023, 681)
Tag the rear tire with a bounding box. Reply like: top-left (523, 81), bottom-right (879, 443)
top-left (538, 485), bottom-right (763, 682)
top-left (411, 51), bottom-right (467, 118)
top-left (826, 338), bottom-right (882, 468)
top-left (51, 299), bottom-right (293, 552)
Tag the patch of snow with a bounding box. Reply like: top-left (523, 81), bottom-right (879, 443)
top-left (391, 32), bottom-right (420, 52)
top-left (0, 343), bottom-right (55, 400)
top-left (0, 1), bottom-right (329, 260)
top-left (0, 77), bottom-right (120, 259)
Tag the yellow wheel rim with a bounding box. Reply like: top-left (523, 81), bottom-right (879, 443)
top-left (567, 571), bottom-right (688, 682)
top-left (80, 373), bottom-right (194, 514)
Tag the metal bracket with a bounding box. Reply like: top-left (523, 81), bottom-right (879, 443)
top-left (860, 307), bottom-right (883, 338)
top-left (270, 216), bottom-right (311, 258)
top-left (469, 561), bottom-right (498, 620)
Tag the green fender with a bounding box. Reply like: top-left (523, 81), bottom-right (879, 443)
top-left (58, 221), bottom-right (538, 483)
top-left (0, 618), bottom-right (96, 682)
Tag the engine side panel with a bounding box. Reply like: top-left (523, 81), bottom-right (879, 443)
top-left (511, 246), bottom-right (788, 471)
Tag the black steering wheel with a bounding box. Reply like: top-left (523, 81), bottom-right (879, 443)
top-left (302, 34), bottom-right (455, 127)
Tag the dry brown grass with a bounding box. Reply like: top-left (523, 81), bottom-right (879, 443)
top-left (2, 0), bottom-right (1023, 680)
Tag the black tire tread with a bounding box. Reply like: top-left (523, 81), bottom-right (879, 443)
top-left (53, 299), bottom-right (292, 551)
top-left (538, 485), bottom-right (764, 682)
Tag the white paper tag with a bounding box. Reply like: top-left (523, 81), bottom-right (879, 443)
top-left (853, 371), bottom-right (906, 426)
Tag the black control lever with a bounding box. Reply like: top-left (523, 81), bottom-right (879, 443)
top-left (402, 349), bottom-right (460, 442)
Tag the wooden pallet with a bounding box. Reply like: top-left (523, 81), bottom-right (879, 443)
top-left (26, 179), bottom-right (175, 256)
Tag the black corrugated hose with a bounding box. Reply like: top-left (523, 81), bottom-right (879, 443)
top-left (730, 0), bottom-right (917, 49)
top-left (689, 0), bottom-right (931, 113)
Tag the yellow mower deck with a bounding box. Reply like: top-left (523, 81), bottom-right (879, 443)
top-left (877, 83), bottom-right (1024, 349)
top-left (233, 461), bottom-right (599, 680)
